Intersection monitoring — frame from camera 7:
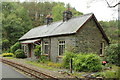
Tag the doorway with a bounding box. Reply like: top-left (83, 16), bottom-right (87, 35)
top-left (28, 44), bottom-right (32, 57)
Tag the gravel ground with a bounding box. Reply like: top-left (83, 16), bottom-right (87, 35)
top-left (1, 62), bottom-right (30, 80)
top-left (2, 57), bottom-right (74, 78)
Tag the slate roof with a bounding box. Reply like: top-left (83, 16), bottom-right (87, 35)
top-left (19, 13), bottom-right (109, 44)
top-left (19, 13), bottom-right (93, 40)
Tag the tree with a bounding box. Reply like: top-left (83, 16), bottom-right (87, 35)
top-left (52, 4), bottom-right (65, 21)
top-left (87, 0), bottom-right (119, 8)
top-left (105, 43), bottom-right (120, 66)
top-left (105, 0), bottom-right (120, 8)
top-left (52, 3), bottom-right (83, 22)
top-left (21, 2), bottom-right (60, 27)
top-left (2, 39), bottom-right (10, 51)
top-left (71, 8), bottom-right (83, 17)
top-left (99, 20), bottom-right (119, 43)
top-left (2, 2), bottom-right (32, 50)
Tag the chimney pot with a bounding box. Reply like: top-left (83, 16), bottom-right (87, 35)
top-left (63, 9), bottom-right (72, 22)
top-left (46, 14), bottom-right (53, 25)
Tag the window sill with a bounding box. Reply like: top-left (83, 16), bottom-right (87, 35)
top-left (100, 54), bottom-right (104, 57)
top-left (42, 54), bottom-right (49, 56)
top-left (56, 56), bottom-right (63, 58)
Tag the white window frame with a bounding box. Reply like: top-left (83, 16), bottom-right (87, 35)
top-left (44, 41), bottom-right (49, 54)
top-left (58, 40), bottom-right (65, 56)
top-left (23, 44), bottom-right (27, 53)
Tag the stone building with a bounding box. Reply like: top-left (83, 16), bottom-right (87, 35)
top-left (19, 13), bottom-right (109, 62)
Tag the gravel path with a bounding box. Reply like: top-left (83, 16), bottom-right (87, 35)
top-left (1, 62), bottom-right (30, 80)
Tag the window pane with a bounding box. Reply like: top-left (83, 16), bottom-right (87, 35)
top-left (45, 45), bottom-right (48, 54)
top-left (59, 41), bottom-right (65, 55)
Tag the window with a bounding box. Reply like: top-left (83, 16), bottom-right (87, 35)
top-left (44, 41), bottom-right (49, 54)
top-left (100, 42), bottom-right (105, 56)
top-left (58, 41), bottom-right (65, 55)
top-left (23, 44), bottom-right (27, 54)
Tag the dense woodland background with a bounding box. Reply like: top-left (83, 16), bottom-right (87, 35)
top-left (1, 2), bottom-right (119, 52)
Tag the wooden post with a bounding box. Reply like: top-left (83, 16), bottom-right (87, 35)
top-left (70, 58), bottom-right (72, 73)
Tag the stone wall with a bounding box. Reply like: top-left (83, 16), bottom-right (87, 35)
top-left (51, 36), bottom-right (76, 62)
top-left (42, 36), bottom-right (76, 62)
top-left (75, 18), bottom-right (108, 54)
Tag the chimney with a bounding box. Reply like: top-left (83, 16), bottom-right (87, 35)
top-left (46, 14), bottom-right (53, 25)
top-left (63, 8), bottom-right (72, 22)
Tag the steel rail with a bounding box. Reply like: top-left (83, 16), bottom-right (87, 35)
top-left (1, 58), bottom-right (58, 80)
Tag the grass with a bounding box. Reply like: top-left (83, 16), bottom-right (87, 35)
top-left (94, 64), bottom-right (120, 78)
top-left (3, 56), bottom-right (61, 71)
top-left (25, 61), bottom-right (59, 70)
top-left (4, 57), bottom-right (15, 59)
top-left (70, 72), bottom-right (87, 78)
top-left (70, 64), bottom-right (120, 78)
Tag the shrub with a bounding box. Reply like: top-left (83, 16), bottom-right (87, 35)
top-left (15, 49), bottom-right (27, 58)
top-left (34, 45), bottom-right (41, 58)
top-left (105, 43), bottom-right (120, 66)
top-left (37, 55), bottom-right (48, 63)
top-left (73, 53), bottom-right (102, 72)
top-left (10, 42), bottom-right (21, 54)
top-left (2, 53), bottom-right (14, 57)
top-left (62, 51), bottom-right (77, 68)
top-left (2, 39), bottom-right (10, 51)
top-left (95, 70), bottom-right (118, 78)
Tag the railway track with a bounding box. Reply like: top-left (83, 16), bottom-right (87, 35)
top-left (0, 58), bottom-right (59, 80)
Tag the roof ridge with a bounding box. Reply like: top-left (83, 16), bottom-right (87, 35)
top-left (32, 13), bottom-right (94, 29)
top-left (71, 13), bottom-right (93, 19)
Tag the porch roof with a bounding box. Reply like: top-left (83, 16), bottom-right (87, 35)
top-left (20, 39), bottom-right (40, 44)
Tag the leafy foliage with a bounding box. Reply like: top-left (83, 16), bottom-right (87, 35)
top-left (2, 53), bottom-right (14, 57)
top-left (52, 3), bottom-right (83, 22)
top-left (99, 20), bottom-right (119, 43)
top-left (62, 52), bottom-right (102, 72)
top-left (22, 2), bottom-right (64, 26)
top-left (15, 49), bottom-right (27, 58)
top-left (52, 4), bottom-right (65, 21)
top-left (2, 39), bottom-right (10, 51)
top-left (73, 53), bottom-right (102, 72)
top-left (37, 55), bottom-right (48, 63)
top-left (34, 45), bottom-right (41, 57)
top-left (10, 42), bottom-right (21, 54)
top-left (94, 65), bottom-right (119, 78)
top-left (105, 43), bottom-right (120, 66)
top-left (2, 2), bottom-right (32, 50)
top-left (62, 51), bottom-right (77, 68)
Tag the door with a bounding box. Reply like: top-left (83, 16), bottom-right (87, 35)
top-left (28, 44), bottom-right (32, 57)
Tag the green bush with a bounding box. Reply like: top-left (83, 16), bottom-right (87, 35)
top-left (37, 55), bottom-right (48, 63)
top-left (10, 42), bottom-right (21, 54)
top-left (15, 49), bottom-right (27, 58)
top-left (73, 53), bottom-right (102, 72)
top-left (34, 45), bottom-right (41, 58)
top-left (62, 51), bottom-right (77, 68)
top-left (95, 70), bottom-right (118, 78)
top-left (2, 39), bottom-right (10, 51)
top-left (105, 43), bottom-right (120, 66)
top-left (2, 53), bottom-right (14, 57)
